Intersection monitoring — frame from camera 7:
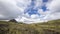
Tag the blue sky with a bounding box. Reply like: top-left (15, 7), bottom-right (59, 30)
top-left (24, 0), bottom-right (48, 16)
top-left (43, 0), bottom-right (48, 2)
top-left (0, 0), bottom-right (60, 23)
top-left (41, 5), bottom-right (47, 11)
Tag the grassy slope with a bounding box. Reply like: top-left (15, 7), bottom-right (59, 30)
top-left (0, 19), bottom-right (60, 34)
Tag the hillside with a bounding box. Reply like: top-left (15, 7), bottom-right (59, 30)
top-left (0, 19), bottom-right (60, 34)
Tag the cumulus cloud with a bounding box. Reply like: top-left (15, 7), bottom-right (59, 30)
top-left (30, 0), bottom-right (60, 22)
top-left (0, 0), bottom-right (60, 23)
top-left (45, 0), bottom-right (60, 20)
top-left (0, 0), bottom-right (30, 20)
top-left (0, 0), bottom-right (19, 20)
top-left (22, 0), bottom-right (60, 23)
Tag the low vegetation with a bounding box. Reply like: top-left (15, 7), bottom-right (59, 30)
top-left (0, 19), bottom-right (60, 34)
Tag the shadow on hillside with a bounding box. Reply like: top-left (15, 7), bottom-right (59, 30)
top-left (0, 24), bottom-right (9, 34)
top-left (43, 29), bottom-right (60, 34)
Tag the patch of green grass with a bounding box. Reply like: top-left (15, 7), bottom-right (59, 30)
top-left (0, 19), bottom-right (60, 34)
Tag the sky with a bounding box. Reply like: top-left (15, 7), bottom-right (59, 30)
top-left (0, 0), bottom-right (60, 24)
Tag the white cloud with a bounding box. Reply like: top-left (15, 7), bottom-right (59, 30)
top-left (31, 14), bottom-right (39, 19)
top-left (0, 0), bottom-right (60, 24)
top-left (26, 0), bottom-right (60, 23)
top-left (15, 0), bottom-right (44, 23)
top-left (0, 0), bottom-right (31, 20)
top-left (0, 0), bottom-right (20, 20)
top-left (16, 0), bottom-right (60, 23)
top-left (34, 0), bottom-right (43, 9)
top-left (45, 0), bottom-right (60, 20)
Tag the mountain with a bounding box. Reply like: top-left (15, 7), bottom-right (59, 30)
top-left (0, 19), bottom-right (60, 34)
